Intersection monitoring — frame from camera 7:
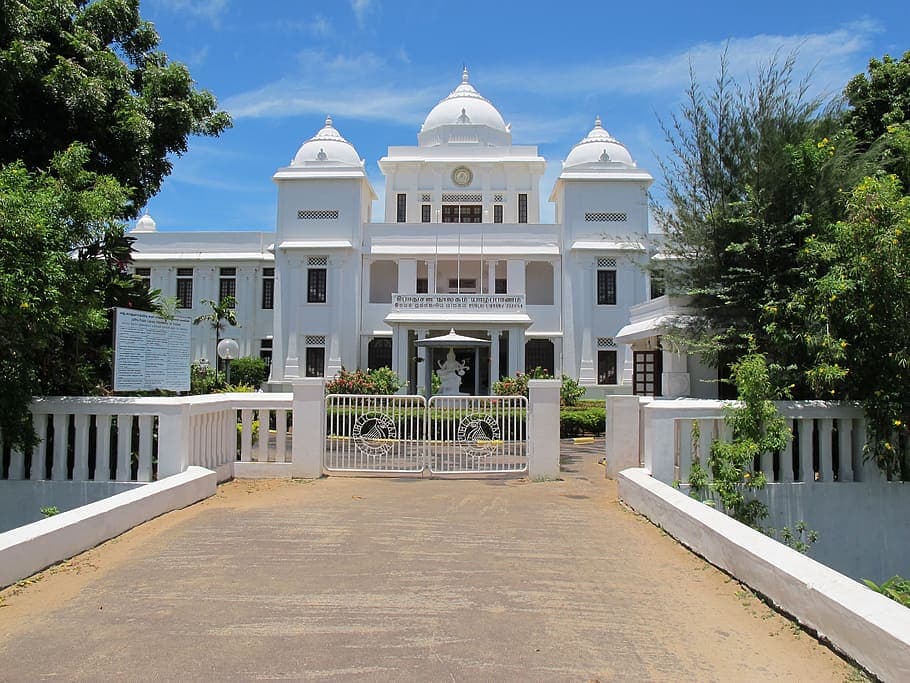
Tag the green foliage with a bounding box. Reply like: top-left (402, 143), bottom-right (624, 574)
top-left (229, 356), bottom-right (269, 388)
top-left (431, 371), bottom-right (441, 394)
top-left (765, 521), bottom-right (819, 554)
top-left (560, 376), bottom-right (586, 406)
top-left (798, 174), bottom-right (910, 477)
top-left (40, 506), bottom-right (60, 517)
top-left (863, 575), bottom-right (910, 609)
top-left (559, 406), bottom-right (606, 437)
top-left (655, 51), bottom-right (859, 393)
top-left (193, 297), bottom-right (238, 354)
top-left (689, 349), bottom-right (790, 527)
top-left (0, 145), bottom-right (157, 450)
top-left (0, 0), bottom-right (231, 215)
top-left (324, 368), bottom-right (405, 395)
top-left (190, 360), bottom-right (226, 395)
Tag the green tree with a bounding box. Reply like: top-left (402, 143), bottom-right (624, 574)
top-left (229, 356), bottom-right (269, 388)
top-left (0, 0), bottom-right (231, 215)
top-left (193, 297), bottom-right (238, 363)
top-left (798, 174), bottom-right (910, 478)
top-left (0, 144), bottom-right (154, 450)
top-left (655, 52), bottom-right (858, 394)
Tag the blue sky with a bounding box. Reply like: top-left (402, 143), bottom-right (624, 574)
top-left (139, 0), bottom-right (908, 230)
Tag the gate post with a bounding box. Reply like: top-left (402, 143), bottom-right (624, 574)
top-left (605, 395), bottom-right (641, 479)
top-left (528, 379), bottom-right (561, 479)
top-left (291, 378), bottom-right (326, 478)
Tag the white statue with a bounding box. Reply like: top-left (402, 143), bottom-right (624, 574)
top-left (436, 348), bottom-right (469, 395)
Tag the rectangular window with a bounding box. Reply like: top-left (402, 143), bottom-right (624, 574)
top-left (305, 346), bottom-right (325, 377)
top-left (307, 268), bottom-right (327, 303)
top-left (134, 267), bottom-right (151, 290)
top-left (396, 193), bottom-right (407, 223)
top-left (261, 267), bottom-right (275, 309)
top-left (260, 338), bottom-right (273, 370)
top-left (598, 350), bottom-right (618, 385)
top-left (219, 267), bottom-right (236, 304)
top-left (368, 338), bottom-right (393, 370)
top-left (442, 205), bottom-right (482, 223)
top-left (493, 204), bottom-right (503, 223)
top-left (417, 278), bottom-right (428, 294)
top-left (518, 193), bottom-right (528, 223)
top-left (421, 204), bottom-right (431, 223)
top-left (597, 269), bottom-right (616, 305)
top-left (495, 278), bottom-right (507, 294)
top-left (176, 267), bottom-right (193, 309)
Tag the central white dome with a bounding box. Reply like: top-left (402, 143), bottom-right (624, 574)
top-left (421, 68), bottom-right (508, 134)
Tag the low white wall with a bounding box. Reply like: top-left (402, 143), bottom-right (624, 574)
top-left (758, 482), bottom-right (910, 583)
top-left (0, 480), bottom-right (144, 533)
top-left (618, 468), bottom-right (910, 682)
top-left (0, 466), bottom-right (216, 589)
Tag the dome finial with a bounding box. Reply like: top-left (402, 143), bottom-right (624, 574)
top-left (462, 65), bottom-right (469, 83)
top-left (594, 115), bottom-right (602, 129)
top-left (325, 114), bottom-right (333, 127)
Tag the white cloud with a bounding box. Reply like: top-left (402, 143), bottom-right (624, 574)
top-left (350, 0), bottom-right (376, 30)
top-left (149, 0), bottom-right (229, 24)
top-left (483, 20), bottom-right (881, 99)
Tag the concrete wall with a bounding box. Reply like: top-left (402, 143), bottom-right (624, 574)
top-left (757, 482), bottom-right (910, 583)
top-left (0, 480), bottom-right (144, 533)
top-left (618, 468), bottom-right (910, 682)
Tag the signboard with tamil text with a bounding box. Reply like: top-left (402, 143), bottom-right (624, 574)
top-left (113, 307), bottom-right (191, 392)
top-left (392, 293), bottom-right (525, 312)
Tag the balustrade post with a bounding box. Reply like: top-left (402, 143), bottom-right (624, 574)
top-left (292, 378), bottom-right (326, 478)
top-left (528, 379), bottom-right (560, 479)
top-left (605, 395), bottom-right (641, 479)
top-left (157, 403), bottom-right (191, 478)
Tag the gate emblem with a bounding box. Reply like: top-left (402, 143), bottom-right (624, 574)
top-left (352, 412), bottom-right (397, 457)
top-left (457, 414), bottom-right (501, 457)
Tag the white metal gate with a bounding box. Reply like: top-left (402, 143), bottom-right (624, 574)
top-left (324, 394), bottom-right (528, 476)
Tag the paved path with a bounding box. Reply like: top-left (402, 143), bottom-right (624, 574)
top-left (0, 442), bottom-right (858, 682)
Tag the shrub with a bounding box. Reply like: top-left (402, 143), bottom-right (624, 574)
top-left (559, 407), bottom-right (606, 437)
top-left (864, 575), bottom-right (910, 609)
top-left (229, 356), bottom-right (269, 388)
top-left (190, 360), bottom-right (226, 394)
top-left (325, 367), bottom-right (405, 395)
top-left (560, 376), bottom-right (585, 406)
top-left (493, 369), bottom-right (585, 406)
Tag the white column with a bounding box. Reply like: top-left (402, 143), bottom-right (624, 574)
top-left (508, 328), bottom-right (522, 375)
top-left (490, 328), bottom-right (501, 386)
top-left (291, 378), bottom-right (325, 478)
top-left (326, 256), bottom-right (344, 377)
top-left (398, 258), bottom-right (417, 294)
top-left (507, 259), bottom-right (526, 295)
top-left (528, 379), bottom-right (560, 478)
top-left (488, 260), bottom-right (497, 294)
top-left (416, 329), bottom-right (428, 395)
top-left (426, 259), bottom-right (437, 294)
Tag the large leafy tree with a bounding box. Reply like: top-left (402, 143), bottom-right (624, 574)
top-left (655, 53), bottom-right (862, 395)
top-left (0, 0), bottom-right (230, 450)
top-left (0, 0), bottom-right (231, 214)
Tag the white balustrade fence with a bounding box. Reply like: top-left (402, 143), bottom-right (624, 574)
top-left (0, 394), bottom-right (258, 483)
top-left (633, 399), bottom-right (883, 486)
top-left (234, 393), bottom-right (293, 464)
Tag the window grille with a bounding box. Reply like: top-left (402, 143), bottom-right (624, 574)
top-left (420, 193), bottom-right (432, 202)
top-left (261, 267), bottom-right (275, 309)
top-left (597, 269), bottom-right (616, 305)
top-left (421, 204), bottom-right (431, 223)
top-left (598, 350), bottom-right (618, 385)
top-left (597, 337), bottom-right (616, 348)
top-left (297, 209), bottom-right (339, 220)
top-left (176, 268), bottom-right (193, 309)
top-left (305, 335), bottom-right (326, 346)
top-left (442, 192), bottom-right (482, 203)
top-left (134, 267), bottom-right (151, 289)
top-left (585, 212), bottom-right (627, 222)
top-left (597, 258), bottom-right (617, 268)
top-left (308, 256), bottom-right (328, 266)
top-left (219, 267), bottom-right (236, 303)
top-left (307, 268), bottom-right (326, 303)
top-left (396, 193), bottom-right (407, 223)
top-left (493, 205), bottom-right (503, 223)
top-left (518, 193), bottom-right (528, 223)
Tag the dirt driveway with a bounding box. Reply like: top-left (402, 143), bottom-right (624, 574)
top-left (0, 441), bottom-right (861, 681)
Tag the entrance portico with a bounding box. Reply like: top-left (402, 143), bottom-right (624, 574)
top-left (384, 294), bottom-right (532, 394)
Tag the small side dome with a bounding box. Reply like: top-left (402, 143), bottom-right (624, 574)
top-left (291, 115), bottom-right (363, 167)
top-left (132, 212), bottom-right (157, 233)
top-left (563, 116), bottom-right (636, 168)
top-left (421, 68), bottom-right (508, 134)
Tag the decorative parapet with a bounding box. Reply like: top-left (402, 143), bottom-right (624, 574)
top-left (392, 293), bottom-right (525, 312)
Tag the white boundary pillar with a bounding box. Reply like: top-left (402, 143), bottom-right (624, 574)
top-left (528, 379), bottom-right (560, 478)
top-left (292, 378), bottom-right (326, 478)
top-left (605, 395), bottom-right (641, 479)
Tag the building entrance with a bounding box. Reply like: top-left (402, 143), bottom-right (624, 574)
top-left (428, 346), bottom-right (491, 395)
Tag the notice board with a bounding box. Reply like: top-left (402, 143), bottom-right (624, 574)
top-left (113, 307), bottom-right (191, 392)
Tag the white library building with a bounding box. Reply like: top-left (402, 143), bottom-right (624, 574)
top-left (130, 69), bottom-right (715, 399)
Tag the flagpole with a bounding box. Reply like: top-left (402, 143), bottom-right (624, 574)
top-left (457, 230), bottom-right (461, 293)
top-left (480, 230), bottom-right (484, 294)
